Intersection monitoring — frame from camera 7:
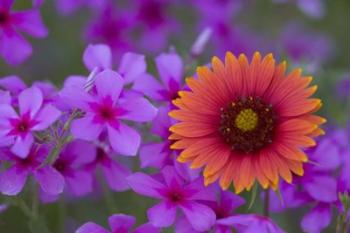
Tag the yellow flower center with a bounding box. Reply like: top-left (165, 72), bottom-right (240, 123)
top-left (234, 108), bottom-right (258, 132)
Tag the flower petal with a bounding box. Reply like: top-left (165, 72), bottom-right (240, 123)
top-left (94, 69), bottom-right (124, 103)
top-left (118, 52), bottom-right (146, 84)
top-left (83, 44), bottom-right (112, 71)
top-left (76, 222), bottom-right (109, 233)
top-left (179, 201), bottom-right (216, 232)
top-left (66, 170), bottom-right (93, 196)
top-left (155, 53), bottom-right (183, 86)
top-left (147, 201), bottom-right (177, 227)
top-left (0, 165), bottom-right (28, 196)
top-left (301, 204), bottom-right (331, 233)
top-left (108, 214), bottom-right (135, 232)
top-left (71, 116), bottom-right (103, 141)
top-left (0, 29), bottom-right (32, 65)
top-left (119, 97), bottom-right (157, 122)
top-left (101, 160), bottom-right (131, 191)
top-left (32, 104), bottom-right (61, 130)
top-left (127, 172), bottom-right (165, 199)
top-left (11, 10), bottom-right (48, 38)
top-left (18, 86), bottom-right (43, 117)
top-left (107, 124), bottom-right (140, 156)
top-left (34, 166), bottom-right (65, 195)
top-left (11, 134), bottom-right (34, 158)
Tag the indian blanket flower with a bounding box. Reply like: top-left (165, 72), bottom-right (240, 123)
top-left (133, 51), bottom-right (184, 106)
top-left (269, 133), bottom-right (342, 233)
top-left (0, 86), bottom-right (61, 158)
top-left (0, 145), bottom-right (65, 196)
top-left (0, 0), bottom-right (48, 65)
top-left (127, 166), bottom-right (216, 232)
top-left (60, 69), bottom-right (157, 156)
top-left (169, 52), bottom-right (325, 193)
top-left (76, 213), bottom-right (159, 233)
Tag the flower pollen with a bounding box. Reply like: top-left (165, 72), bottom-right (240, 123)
top-left (219, 96), bottom-right (276, 153)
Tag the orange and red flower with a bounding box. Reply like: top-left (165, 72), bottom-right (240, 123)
top-left (169, 52), bottom-right (325, 193)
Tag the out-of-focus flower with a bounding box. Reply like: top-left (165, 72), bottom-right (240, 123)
top-left (191, 27), bottom-right (213, 57)
top-left (85, 145), bottom-right (131, 191)
top-left (336, 74), bottom-right (350, 99)
top-left (170, 52), bottom-right (325, 193)
top-left (53, 140), bottom-right (96, 196)
top-left (0, 86), bottom-right (61, 158)
top-left (217, 214), bottom-right (286, 233)
top-left (272, 0), bottom-right (325, 18)
top-left (129, 0), bottom-right (180, 53)
top-left (60, 69), bottom-right (157, 156)
top-left (76, 213), bottom-right (159, 233)
top-left (55, 0), bottom-right (107, 15)
top-left (0, 0), bottom-right (48, 65)
top-left (0, 145), bottom-right (64, 196)
top-left (280, 22), bottom-right (333, 68)
top-left (85, 5), bottom-right (133, 57)
top-left (133, 52), bottom-right (184, 106)
top-left (127, 166), bottom-right (216, 231)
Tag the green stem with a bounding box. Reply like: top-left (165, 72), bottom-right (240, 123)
top-left (102, 182), bottom-right (118, 214)
top-left (263, 190), bottom-right (270, 218)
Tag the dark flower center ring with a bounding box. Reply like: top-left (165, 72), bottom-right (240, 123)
top-left (219, 96), bottom-right (276, 153)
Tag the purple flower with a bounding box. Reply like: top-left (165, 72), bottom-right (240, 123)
top-left (85, 145), bottom-right (131, 191)
top-left (336, 74), bottom-right (350, 99)
top-left (60, 69), bottom-right (157, 156)
top-left (130, 0), bottom-right (180, 52)
top-left (139, 106), bottom-right (200, 181)
top-left (52, 140), bottom-right (96, 196)
top-left (0, 86), bottom-right (61, 158)
top-left (83, 43), bottom-right (147, 85)
top-left (0, 145), bottom-right (64, 196)
top-left (0, 75), bottom-right (59, 105)
top-left (272, 0), bottom-right (324, 18)
top-left (55, 0), bottom-right (107, 15)
top-left (280, 22), bottom-right (333, 67)
top-left (176, 190), bottom-right (246, 233)
top-left (76, 213), bottom-right (159, 233)
top-left (127, 166), bottom-right (216, 231)
top-left (85, 6), bottom-right (133, 57)
top-left (133, 52), bottom-right (184, 106)
top-left (0, 0), bottom-right (48, 65)
top-left (217, 214), bottom-right (286, 233)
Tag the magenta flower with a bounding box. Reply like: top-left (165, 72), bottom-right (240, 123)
top-left (0, 86), bottom-right (61, 158)
top-left (84, 145), bottom-right (131, 192)
top-left (85, 5), bottom-right (133, 57)
top-left (217, 214), bottom-right (286, 233)
top-left (0, 0), bottom-right (48, 65)
top-left (0, 145), bottom-right (64, 196)
top-left (60, 69), bottom-right (157, 156)
top-left (127, 166), bottom-right (216, 231)
top-left (76, 213), bottom-right (159, 233)
top-left (83, 43), bottom-right (147, 85)
top-left (0, 75), bottom-right (59, 105)
top-left (176, 190), bottom-right (246, 233)
top-left (55, 0), bottom-right (107, 15)
top-left (133, 52), bottom-right (184, 106)
top-left (53, 140), bottom-right (96, 196)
